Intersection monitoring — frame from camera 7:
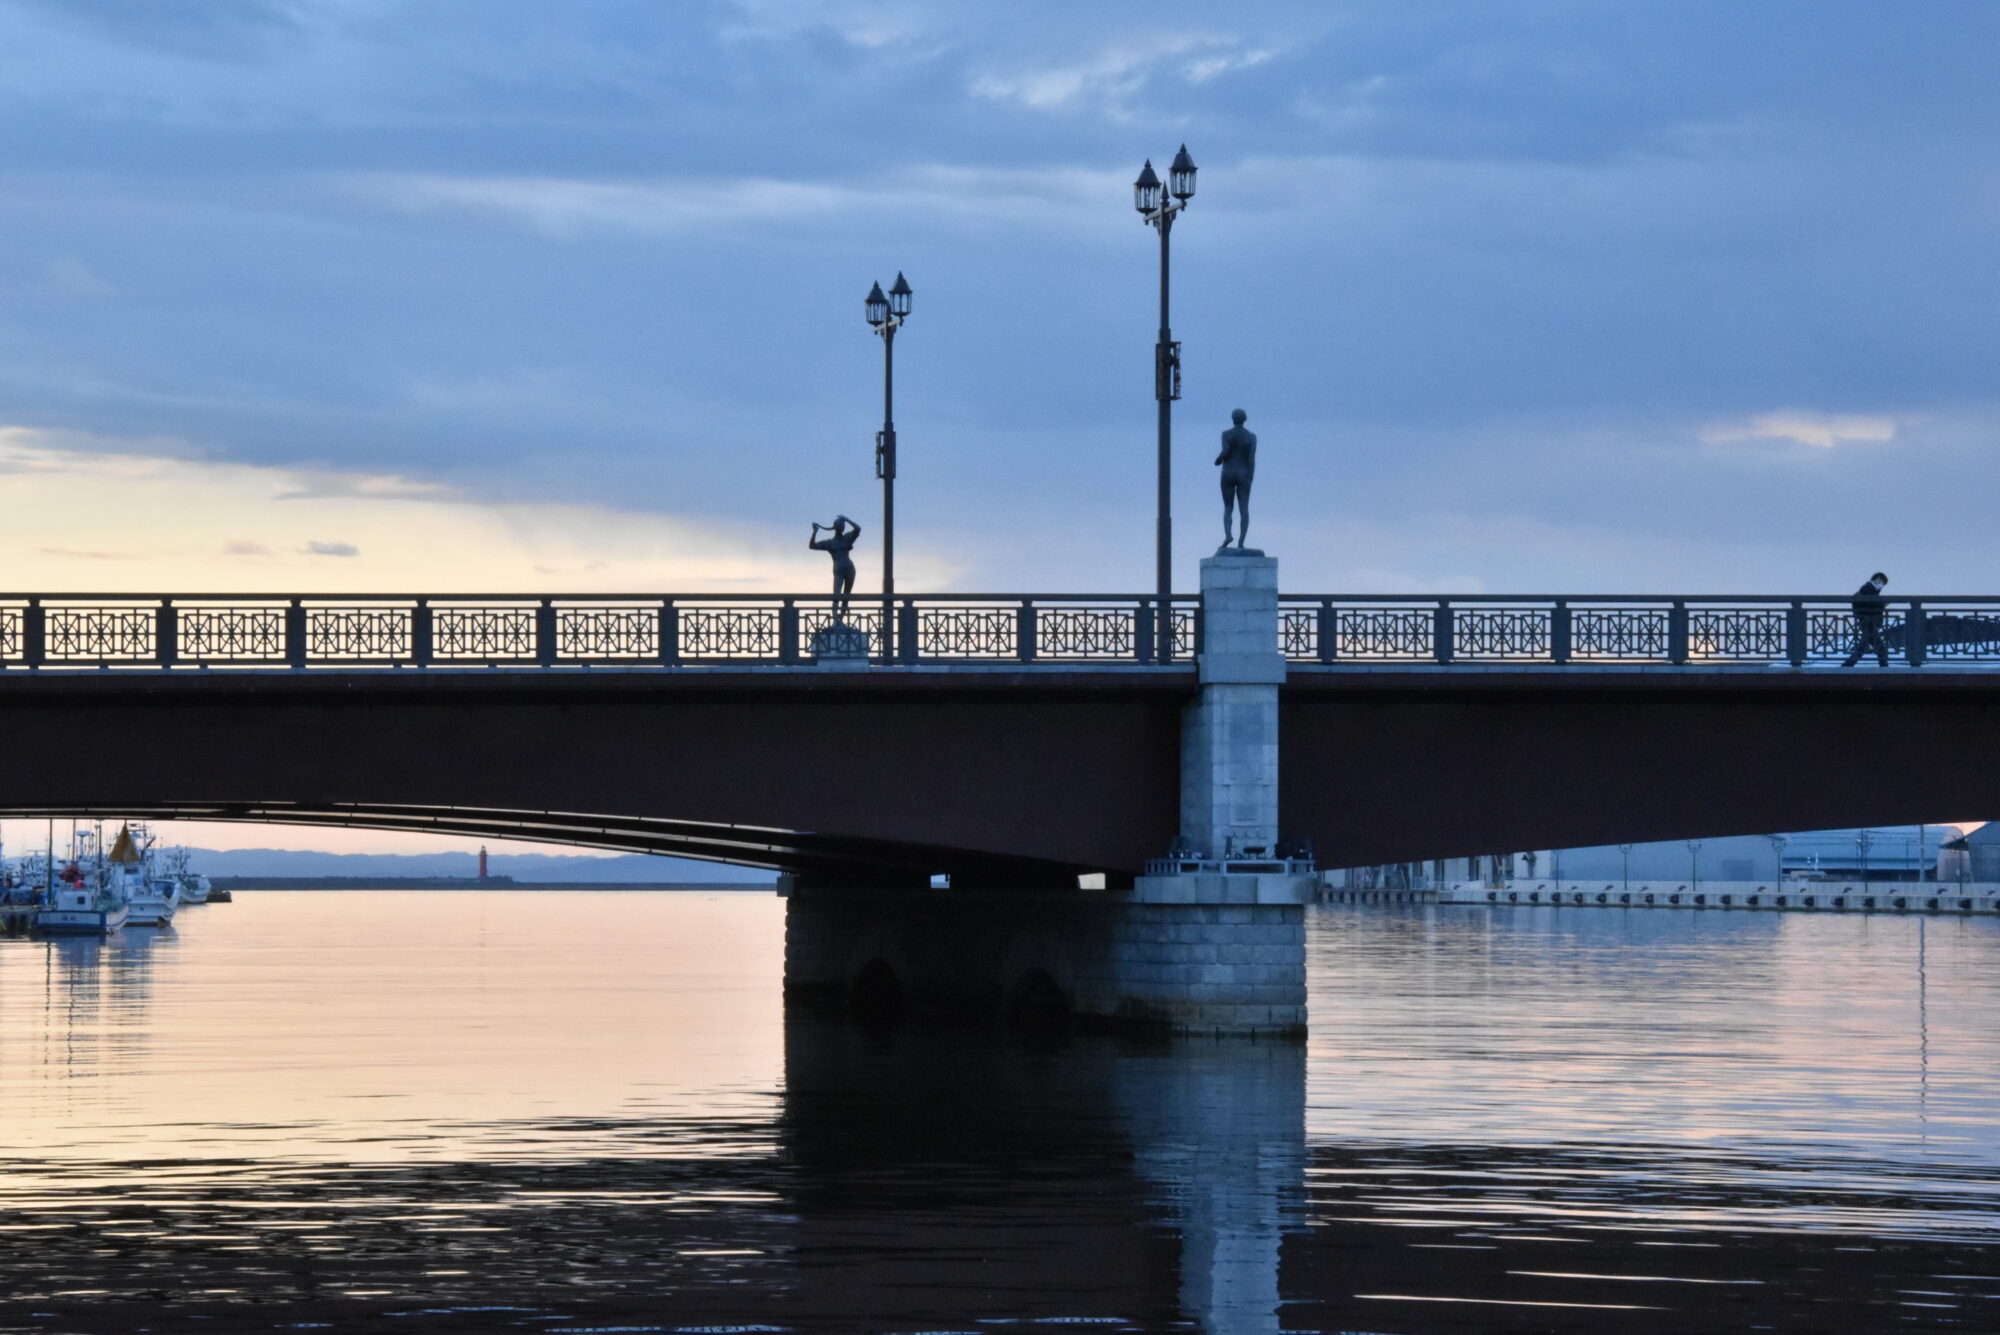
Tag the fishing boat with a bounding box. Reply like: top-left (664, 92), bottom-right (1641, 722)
top-left (162, 848), bottom-right (211, 904)
top-left (116, 825), bottom-right (178, 926)
top-left (34, 855), bottom-right (130, 936)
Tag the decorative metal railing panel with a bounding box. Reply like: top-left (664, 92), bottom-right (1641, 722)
top-left (1456, 607), bottom-right (1552, 660)
top-left (1335, 607), bottom-right (1435, 660)
top-left (1571, 607), bottom-right (1669, 660)
top-left (1279, 607), bottom-right (1316, 660)
top-left (179, 606), bottom-right (288, 661)
top-left (677, 605), bottom-right (781, 661)
top-left (46, 607), bottom-right (156, 661)
top-left (309, 607), bottom-right (412, 660)
top-left (433, 605), bottom-right (536, 661)
top-left (557, 605), bottom-right (659, 661)
top-left (1039, 606), bottom-right (1139, 659)
top-left (2, 594), bottom-right (1996, 669)
top-left (914, 606), bottom-right (1018, 659)
top-left (1687, 607), bottom-right (1786, 660)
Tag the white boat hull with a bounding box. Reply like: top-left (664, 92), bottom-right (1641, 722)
top-left (35, 904), bottom-right (130, 935)
top-left (125, 897), bottom-right (176, 925)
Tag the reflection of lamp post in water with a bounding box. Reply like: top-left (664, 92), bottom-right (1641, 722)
top-left (1858, 828), bottom-right (1873, 886)
top-left (864, 272), bottom-right (913, 654)
top-left (1687, 839), bottom-right (1702, 892)
top-left (1619, 843), bottom-right (1632, 894)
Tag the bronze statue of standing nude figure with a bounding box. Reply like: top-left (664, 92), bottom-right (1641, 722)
top-left (1215, 408), bottom-right (1260, 554)
top-left (809, 514), bottom-right (862, 619)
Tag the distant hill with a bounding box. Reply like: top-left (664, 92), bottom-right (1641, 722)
top-left (179, 848), bottom-right (770, 884)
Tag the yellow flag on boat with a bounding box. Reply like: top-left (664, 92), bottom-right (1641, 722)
top-left (108, 825), bottom-right (140, 864)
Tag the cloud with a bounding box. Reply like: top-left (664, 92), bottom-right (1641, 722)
top-left (43, 257), bottom-right (115, 299)
top-left (969, 34), bottom-right (1254, 113)
top-left (340, 173), bottom-right (851, 236)
top-left (38, 546), bottom-right (141, 561)
top-left (0, 423), bottom-right (962, 593)
top-left (273, 471), bottom-right (453, 502)
top-left (1700, 411), bottom-right (1902, 450)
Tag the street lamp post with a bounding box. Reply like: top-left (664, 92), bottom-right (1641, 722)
top-left (864, 273), bottom-right (913, 656)
top-left (1134, 146), bottom-right (1197, 662)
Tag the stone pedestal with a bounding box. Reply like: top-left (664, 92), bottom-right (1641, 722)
top-left (1182, 553), bottom-right (1285, 859)
top-left (809, 622), bottom-right (870, 669)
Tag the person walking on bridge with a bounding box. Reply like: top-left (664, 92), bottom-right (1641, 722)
top-left (1841, 571), bottom-right (1891, 667)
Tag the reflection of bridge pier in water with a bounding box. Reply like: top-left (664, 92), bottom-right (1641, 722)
top-left (779, 1014), bottom-right (1305, 1334)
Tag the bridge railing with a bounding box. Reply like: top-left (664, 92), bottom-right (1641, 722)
top-left (1278, 595), bottom-right (2000, 666)
top-left (4, 593), bottom-right (1992, 670)
top-left (0, 594), bottom-right (1203, 669)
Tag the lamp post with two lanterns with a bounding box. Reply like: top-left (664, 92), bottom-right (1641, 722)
top-left (864, 272), bottom-right (912, 655)
top-left (1133, 146), bottom-right (1197, 662)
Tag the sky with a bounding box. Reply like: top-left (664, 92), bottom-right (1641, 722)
top-left (2, 1), bottom-right (1996, 853)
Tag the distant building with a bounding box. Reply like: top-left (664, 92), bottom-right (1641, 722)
top-left (1964, 823), bottom-right (2000, 882)
top-left (1337, 824), bottom-right (1974, 890)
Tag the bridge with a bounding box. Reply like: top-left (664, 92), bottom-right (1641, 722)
top-left (5, 568), bottom-right (1998, 1034)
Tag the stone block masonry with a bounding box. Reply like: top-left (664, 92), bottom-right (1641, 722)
top-left (785, 886), bottom-right (1305, 1037)
top-left (1181, 553), bottom-right (1285, 858)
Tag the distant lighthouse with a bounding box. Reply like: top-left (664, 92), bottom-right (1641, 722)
top-left (478, 845), bottom-right (488, 880)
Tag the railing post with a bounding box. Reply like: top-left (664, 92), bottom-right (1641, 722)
top-left (157, 600), bottom-right (177, 668)
top-left (286, 599), bottom-right (307, 668)
top-left (1317, 598), bottom-right (1335, 663)
top-left (898, 600), bottom-right (919, 664)
top-left (412, 600), bottom-right (433, 667)
top-left (1136, 600), bottom-right (1156, 665)
top-left (1905, 601), bottom-right (1926, 667)
top-left (659, 600), bottom-right (679, 666)
top-left (1786, 601), bottom-right (1807, 667)
top-left (1018, 600), bottom-right (1037, 663)
top-left (1434, 602), bottom-right (1454, 665)
top-left (1668, 600), bottom-right (1689, 665)
top-left (1551, 600), bottom-right (1571, 664)
top-left (24, 599), bottom-right (45, 669)
top-left (536, 599), bottom-right (558, 666)
top-left (778, 600), bottom-right (799, 664)
top-left (1190, 602), bottom-right (1203, 657)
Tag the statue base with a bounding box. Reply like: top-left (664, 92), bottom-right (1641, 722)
top-left (810, 623), bottom-right (871, 668)
top-left (1215, 544), bottom-right (1266, 558)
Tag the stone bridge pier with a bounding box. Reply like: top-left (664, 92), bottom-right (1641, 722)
top-left (784, 553), bottom-right (1314, 1037)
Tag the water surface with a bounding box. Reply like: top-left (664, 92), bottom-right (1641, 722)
top-left (1, 892), bottom-right (1996, 1332)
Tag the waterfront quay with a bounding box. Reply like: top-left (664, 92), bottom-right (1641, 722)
top-left (1328, 880), bottom-right (2000, 914)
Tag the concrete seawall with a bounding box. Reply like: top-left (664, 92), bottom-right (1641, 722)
top-left (1326, 880), bottom-right (2000, 914)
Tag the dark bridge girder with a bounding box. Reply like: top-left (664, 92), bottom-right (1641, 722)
top-left (5, 664), bottom-right (2000, 880)
top-left (0, 668), bottom-right (1190, 883)
top-left (1283, 668), bottom-right (2000, 866)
